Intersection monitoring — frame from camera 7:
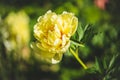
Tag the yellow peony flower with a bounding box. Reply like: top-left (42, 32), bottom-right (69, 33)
top-left (31, 10), bottom-right (78, 64)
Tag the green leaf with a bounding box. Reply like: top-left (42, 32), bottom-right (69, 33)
top-left (95, 57), bottom-right (100, 73)
top-left (76, 23), bottom-right (84, 41)
top-left (95, 57), bottom-right (104, 74)
top-left (70, 22), bottom-right (84, 42)
top-left (81, 24), bottom-right (96, 43)
top-left (103, 58), bottom-right (107, 70)
top-left (70, 40), bottom-right (85, 47)
top-left (107, 54), bottom-right (119, 72)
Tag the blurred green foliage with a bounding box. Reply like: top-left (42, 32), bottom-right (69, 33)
top-left (0, 0), bottom-right (120, 80)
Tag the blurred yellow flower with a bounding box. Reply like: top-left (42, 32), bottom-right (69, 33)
top-left (31, 10), bottom-right (78, 64)
top-left (5, 10), bottom-right (30, 61)
top-left (5, 10), bottom-right (30, 45)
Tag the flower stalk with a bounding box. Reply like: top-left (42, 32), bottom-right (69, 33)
top-left (70, 48), bottom-right (87, 69)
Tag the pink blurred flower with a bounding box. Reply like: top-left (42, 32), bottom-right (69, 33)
top-left (94, 0), bottom-right (108, 10)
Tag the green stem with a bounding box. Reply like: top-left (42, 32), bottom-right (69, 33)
top-left (70, 48), bottom-right (87, 69)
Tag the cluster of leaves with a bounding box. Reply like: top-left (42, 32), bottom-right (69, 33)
top-left (62, 22), bottom-right (120, 80)
top-left (94, 53), bottom-right (120, 80)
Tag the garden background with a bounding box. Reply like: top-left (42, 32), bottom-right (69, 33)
top-left (0, 0), bottom-right (120, 80)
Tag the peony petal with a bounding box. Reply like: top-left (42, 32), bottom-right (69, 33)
top-left (52, 53), bottom-right (63, 64)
